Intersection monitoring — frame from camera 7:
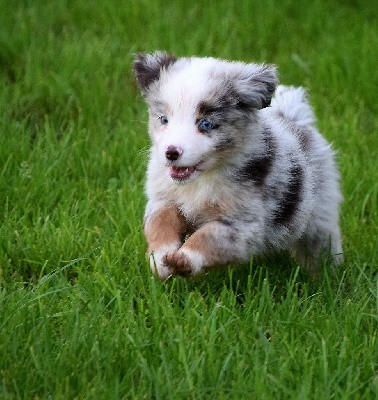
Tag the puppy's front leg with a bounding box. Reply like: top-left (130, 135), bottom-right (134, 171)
top-left (144, 205), bottom-right (187, 279)
top-left (164, 221), bottom-right (251, 276)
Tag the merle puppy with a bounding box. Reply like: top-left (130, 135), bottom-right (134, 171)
top-left (133, 52), bottom-right (343, 279)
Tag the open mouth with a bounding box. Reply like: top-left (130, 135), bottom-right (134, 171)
top-left (169, 165), bottom-right (198, 181)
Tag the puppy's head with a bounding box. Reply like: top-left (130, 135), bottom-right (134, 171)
top-left (134, 52), bottom-right (277, 183)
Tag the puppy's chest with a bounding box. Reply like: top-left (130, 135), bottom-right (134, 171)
top-left (173, 182), bottom-right (242, 225)
top-left (180, 201), bottom-right (226, 226)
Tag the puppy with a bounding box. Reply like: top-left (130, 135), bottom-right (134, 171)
top-left (133, 52), bottom-right (343, 279)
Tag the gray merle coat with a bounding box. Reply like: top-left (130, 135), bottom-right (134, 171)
top-left (133, 52), bottom-right (343, 279)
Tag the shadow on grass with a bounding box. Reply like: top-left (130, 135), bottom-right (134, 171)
top-left (155, 251), bottom-right (357, 313)
top-left (159, 254), bottom-right (305, 305)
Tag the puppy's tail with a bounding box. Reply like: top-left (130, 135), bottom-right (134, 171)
top-left (271, 85), bottom-right (315, 127)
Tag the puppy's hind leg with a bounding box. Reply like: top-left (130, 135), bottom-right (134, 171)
top-left (291, 226), bottom-right (343, 277)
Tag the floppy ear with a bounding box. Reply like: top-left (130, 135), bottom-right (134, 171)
top-left (234, 63), bottom-right (277, 109)
top-left (133, 51), bottom-right (177, 95)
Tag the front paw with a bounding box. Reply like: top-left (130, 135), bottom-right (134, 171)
top-left (164, 249), bottom-right (206, 277)
top-left (149, 244), bottom-right (180, 280)
top-left (164, 251), bottom-right (193, 276)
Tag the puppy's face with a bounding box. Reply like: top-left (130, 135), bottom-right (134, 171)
top-left (134, 52), bottom-right (277, 183)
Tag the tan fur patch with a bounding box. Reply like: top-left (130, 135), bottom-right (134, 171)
top-left (144, 206), bottom-right (187, 254)
top-left (182, 225), bottom-right (227, 267)
top-left (200, 203), bottom-right (224, 219)
top-left (191, 203), bottom-right (228, 226)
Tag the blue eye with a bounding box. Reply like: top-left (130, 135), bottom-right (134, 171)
top-left (198, 118), bottom-right (214, 132)
top-left (158, 115), bottom-right (169, 125)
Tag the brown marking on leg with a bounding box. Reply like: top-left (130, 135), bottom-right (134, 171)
top-left (181, 223), bottom-right (236, 268)
top-left (144, 206), bottom-right (187, 254)
top-left (163, 219), bottom-right (249, 276)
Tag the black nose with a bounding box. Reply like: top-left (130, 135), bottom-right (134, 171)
top-left (165, 146), bottom-right (183, 161)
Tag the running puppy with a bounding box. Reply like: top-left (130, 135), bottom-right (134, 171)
top-left (133, 52), bottom-right (343, 279)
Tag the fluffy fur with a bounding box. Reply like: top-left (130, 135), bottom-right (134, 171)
top-left (133, 52), bottom-right (343, 279)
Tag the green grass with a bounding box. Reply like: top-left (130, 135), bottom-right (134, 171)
top-left (0, 0), bottom-right (377, 398)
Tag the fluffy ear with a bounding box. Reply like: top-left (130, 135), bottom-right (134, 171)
top-left (133, 51), bottom-right (177, 95)
top-left (233, 63), bottom-right (277, 109)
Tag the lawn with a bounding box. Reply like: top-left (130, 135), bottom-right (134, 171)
top-left (0, 0), bottom-right (377, 399)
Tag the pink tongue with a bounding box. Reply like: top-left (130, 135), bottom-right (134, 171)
top-left (170, 166), bottom-right (196, 180)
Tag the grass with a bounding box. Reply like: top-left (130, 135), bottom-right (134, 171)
top-left (0, 0), bottom-right (377, 398)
